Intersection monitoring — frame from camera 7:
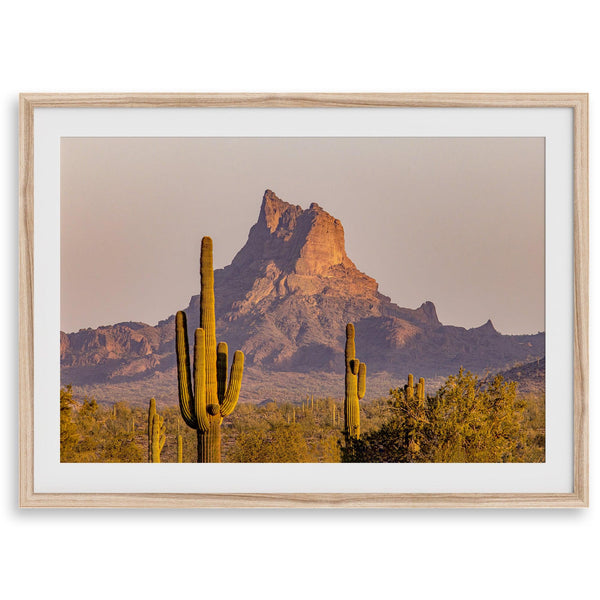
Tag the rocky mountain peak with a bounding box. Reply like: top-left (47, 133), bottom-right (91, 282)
top-left (414, 301), bottom-right (441, 326)
top-left (472, 319), bottom-right (499, 334)
top-left (231, 189), bottom-right (356, 277)
top-left (259, 189), bottom-right (302, 234)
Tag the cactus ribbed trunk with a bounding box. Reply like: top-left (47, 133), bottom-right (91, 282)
top-left (151, 419), bottom-right (161, 463)
top-left (197, 418), bottom-right (222, 463)
top-left (345, 359), bottom-right (360, 438)
top-left (148, 398), bottom-right (166, 463)
top-left (147, 397), bottom-right (156, 462)
top-left (177, 435), bottom-right (183, 463)
top-left (200, 237), bottom-right (219, 412)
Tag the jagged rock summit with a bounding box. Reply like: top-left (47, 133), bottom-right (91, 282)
top-left (238, 189), bottom-right (354, 275)
top-left (211, 190), bottom-right (399, 314)
top-left (61, 189), bottom-right (544, 393)
top-left (187, 189), bottom-right (441, 370)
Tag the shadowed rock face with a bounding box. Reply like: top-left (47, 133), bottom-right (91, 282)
top-left (61, 189), bottom-right (544, 389)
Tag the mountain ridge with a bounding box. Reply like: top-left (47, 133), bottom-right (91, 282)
top-left (61, 189), bottom-right (544, 400)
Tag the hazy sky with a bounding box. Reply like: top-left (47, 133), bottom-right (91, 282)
top-left (61, 137), bottom-right (544, 335)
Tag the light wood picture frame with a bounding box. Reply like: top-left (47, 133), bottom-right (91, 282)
top-left (19, 93), bottom-right (588, 508)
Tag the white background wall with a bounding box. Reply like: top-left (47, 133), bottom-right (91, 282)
top-left (1, 1), bottom-right (596, 598)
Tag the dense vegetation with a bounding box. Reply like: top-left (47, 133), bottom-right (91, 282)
top-left (342, 369), bottom-right (544, 463)
top-left (60, 368), bottom-right (544, 463)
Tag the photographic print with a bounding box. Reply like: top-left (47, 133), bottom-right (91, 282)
top-left (59, 136), bottom-right (545, 465)
top-left (20, 94), bottom-right (587, 507)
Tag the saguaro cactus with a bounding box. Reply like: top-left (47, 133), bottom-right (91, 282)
top-left (147, 397), bottom-right (156, 461)
top-left (177, 435), bottom-right (183, 463)
top-left (344, 323), bottom-right (366, 439)
top-left (148, 398), bottom-right (166, 463)
top-left (418, 377), bottom-right (425, 405)
top-left (406, 374), bottom-right (415, 401)
top-left (176, 237), bottom-right (245, 463)
top-left (404, 374), bottom-right (426, 458)
top-left (405, 374), bottom-right (425, 404)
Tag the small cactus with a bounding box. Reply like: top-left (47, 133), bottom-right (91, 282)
top-left (148, 398), bottom-right (166, 463)
top-left (405, 374), bottom-right (426, 459)
top-left (418, 377), bottom-right (425, 405)
top-left (406, 374), bottom-right (415, 401)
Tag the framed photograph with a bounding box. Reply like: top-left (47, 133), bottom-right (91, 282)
top-left (19, 93), bottom-right (588, 508)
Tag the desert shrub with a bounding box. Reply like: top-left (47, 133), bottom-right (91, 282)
top-left (342, 368), bottom-right (534, 463)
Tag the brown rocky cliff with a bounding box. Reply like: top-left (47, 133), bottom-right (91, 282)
top-left (232, 190), bottom-right (353, 274)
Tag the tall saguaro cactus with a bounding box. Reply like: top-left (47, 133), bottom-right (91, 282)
top-left (148, 398), bottom-right (166, 463)
top-left (176, 237), bottom-right (245, 463)
top-left (344, 323), bottom-right (366, 439)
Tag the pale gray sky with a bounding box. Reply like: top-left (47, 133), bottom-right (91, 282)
top-left (61, 137), bottom-right (544, 335)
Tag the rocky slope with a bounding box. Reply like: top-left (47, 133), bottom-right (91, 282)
top-left (61, 189), bottom-right (544, 401)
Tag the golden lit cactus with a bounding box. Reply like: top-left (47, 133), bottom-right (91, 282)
top-left (344, 323), bottom-right (366, 439)
top-left (147, 397), bottom-right (156, 461)
top-left (148, 398), bottom-right (166, 463)
top-left (176, 236), bottom-right (245, 462)
top-left (177, 435), bottom-right (183, 463)
top-left (418, 377), bottom-right (425, 405)
top-left (406, 374), bottom-right (415, 401)
top-left (405, 374), bottom-right (425, 405)
top-left (404, 374), bottom-right (426, 458)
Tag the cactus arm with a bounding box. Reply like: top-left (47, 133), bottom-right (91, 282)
top-left (159, 415), bottom-right (166, 453)
top-left (175, 311), bottom-right (197, 429)
top-left (220, 350), bottom-right (244, 416)
top-left (194, 328), bottom-right (210, 432)
top-left (357, 362), bottom-right (367, 399)
top-left (151, 415), bottom-right (161, 463)
top-left (217, 341), bottom-right (228, 403)
top-left (200, 237), bottom-right (219, 411)
top-left (148, 398), bottom-right (156, 461)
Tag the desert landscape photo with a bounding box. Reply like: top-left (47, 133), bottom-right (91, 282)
top-left (59, 137), bottom-right (545, 463)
